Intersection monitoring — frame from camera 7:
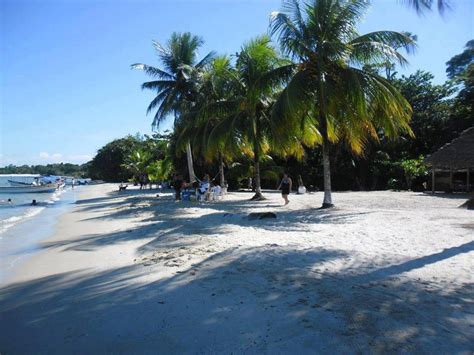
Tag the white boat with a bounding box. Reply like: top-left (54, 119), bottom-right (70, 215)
top-left (0, 174), bottom-right (58, 193)
top-left (8, 180), bottom-right (34, 186)
top-left (0, 183), bottom-right (58, 193)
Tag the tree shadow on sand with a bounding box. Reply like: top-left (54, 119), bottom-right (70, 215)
top-left (1, 247), bottom-right (472, 354)
top-left (36, 195), bottom-right (371, 256)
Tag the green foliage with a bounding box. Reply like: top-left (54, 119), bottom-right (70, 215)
top-left (393, 70), bottom-right (454, 156)
top-left (446, 41), bottom-right (474, 137)
top-left (146, 159), bottom-right (172, 183)
top-left (132, 32), bottom-right (215, 130)
top-left (88, 133), bottom-right (171, 182)
top-left (400, 156), bottom-right (428, 190)
top-left (122, 149), bottom-right (153, 180)
top-left (402, 0), bottom-right (450, 15)
top-left (270, 0), bottom-right (415, 205)
top-left (0, 163), bottom-right (88, 177)
top-left (126, 1), bottom-right (471, 195)
top-left (446, 40), bottom-right (474, 80)
top-left (88, 135), bottom-right (140, 182)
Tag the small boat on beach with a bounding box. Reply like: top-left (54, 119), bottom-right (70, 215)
top-left (0, 183), bottom-right (58, 193)
top-left (0, 174), bottom-right (58, 193)
top-left (8, 180), bottom-right (34, 186)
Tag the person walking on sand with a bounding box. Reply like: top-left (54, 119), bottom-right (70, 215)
top-left (278, 173), bottom-right (292, 205)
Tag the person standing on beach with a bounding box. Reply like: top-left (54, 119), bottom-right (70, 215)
top-left (278, 173), bottom-right (292, 205)
top-left (173, 174), bottom-right (184, 201)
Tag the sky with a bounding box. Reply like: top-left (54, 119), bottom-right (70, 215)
top-left (1, 0), bottom-right (473, 166)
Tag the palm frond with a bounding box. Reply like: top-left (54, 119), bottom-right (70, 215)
top-left (141, 80), bottom-right (176, 91)
top-left (131, 63), bottom-right (174, 80)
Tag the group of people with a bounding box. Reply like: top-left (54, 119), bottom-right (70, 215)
top-left (0, 198), bottom-right (41, 206)
top-left (172, 174), bottom-right (224, 202)
top-left (172, 172), bottom-right (306, 205)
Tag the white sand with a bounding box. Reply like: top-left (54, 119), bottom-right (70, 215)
top-left (0, 184), bottom-right (473, 353)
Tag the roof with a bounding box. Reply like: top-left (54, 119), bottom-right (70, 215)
top-left (425, 127), bottom-right (474, 169)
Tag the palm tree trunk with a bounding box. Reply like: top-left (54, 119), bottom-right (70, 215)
top-left (251, 118), bottom-right (265, 201)
top-left (251, 118), bottom-right (264, 201)
top-left (251, 157), bottom-right (265, 200)
top-left (318, 69), bottom-right (334, 209)
top-left (321, 141), bottom-right (333, 208)
top-left (219, 153), bottom-right (225, 189)
top-left (186, 141), bottom-right (196, 182)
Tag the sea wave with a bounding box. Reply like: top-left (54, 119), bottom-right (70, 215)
top-left (0, 207), bottom-right (46, 235)
top-left (0, 187), bottom-right (68, 237)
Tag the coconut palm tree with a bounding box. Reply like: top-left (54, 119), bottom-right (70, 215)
top-left (270, 0), bottom-right (416, 208)
top-left (198, 36), bottom-right (294, 200)
top-left (176, 56), bottom-right (240, 188)
top-left (132, 32), bottom-right (215, 182)
top-left (402, 0), bottom-right (450, 14)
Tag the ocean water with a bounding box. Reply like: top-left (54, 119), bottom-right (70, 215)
top-left (0, 187), bottom-right (80, 283)
top-left (0, 190), bottom-right (63, 235)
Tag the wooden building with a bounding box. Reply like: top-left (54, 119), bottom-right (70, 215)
top-left (425, 127), bottom-right (474, 193)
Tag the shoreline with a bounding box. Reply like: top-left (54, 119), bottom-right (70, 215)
top-left (5, 183), bottom-right (144, 284)
top-left (0, 188), bottom-right (472, 353)
top-left (0, 187), bottom-right (81, 284)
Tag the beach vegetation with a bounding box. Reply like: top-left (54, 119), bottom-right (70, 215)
top-left (132, 32), bottom-right (215, 183)
top-left (190, 36), bottom-right (295, 200)
top-left (175, 55), bottom-right (240, 189)
top-left (0, 163), bottom-right (88, 178)
top-left (402, 0), bottom-right (451, 15)
top-left (400, 156), bottom-right (428, 190)
top-left (270, 0), bottom-right (416, 207)
top-left (121, 0), bottom-right (472, 196)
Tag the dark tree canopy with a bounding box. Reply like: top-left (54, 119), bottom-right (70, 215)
top-left (446, 40), bottom-right (474, 80)
top-left (88, 135), bottom-right (142, 182)
top-left (0, 163), bottom-right (88, 177)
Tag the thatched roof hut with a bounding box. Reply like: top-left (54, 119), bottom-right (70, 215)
top-left (425, 127), bottom-right (474, 169)
top-left (425, 127), bottom-right (474, 192)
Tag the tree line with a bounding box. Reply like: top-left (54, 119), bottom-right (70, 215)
top-left (3, 1), bottom-right (471, 204)
top-left (130, 0), bottom-right (472, 207)
top-left (0, 163), bottom-right (89, 177)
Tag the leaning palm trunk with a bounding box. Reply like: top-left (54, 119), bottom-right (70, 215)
top-left (186, 141), bottom-right (196, 182)
top-left (219, 154), bottom-right (225, 189)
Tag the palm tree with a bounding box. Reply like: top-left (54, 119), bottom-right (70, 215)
top-left (200, 36), bottom-right (294, 200)
top-left (402, 0), bottom-right (450, 14)
top-left (176, 56), bottom-right (240, 188)
top-left (270, 0), bottom-right (416, 208)
top-left (122, 149), bottom-right (152, 184)
top-left (132, 32), bottom-right (215, 182)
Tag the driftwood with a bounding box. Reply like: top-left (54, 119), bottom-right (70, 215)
top-left (248, 212), bottom-right (277, 220)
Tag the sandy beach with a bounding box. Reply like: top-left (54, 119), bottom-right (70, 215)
top-left (0, 184), bottom-right (473, 354)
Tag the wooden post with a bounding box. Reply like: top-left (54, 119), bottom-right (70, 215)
top-left (431, 167), bottom-right (435, 194)
top-left (467, 169), bottom-right (470, 192)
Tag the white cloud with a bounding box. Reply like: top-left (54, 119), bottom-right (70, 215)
top-left (38, 152), bottom-right (63, 163)
top-left (67, 154), bottom-right (92, 163)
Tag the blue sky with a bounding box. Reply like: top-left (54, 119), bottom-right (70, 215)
top-left (1, 0), bottom-right (473, 166)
